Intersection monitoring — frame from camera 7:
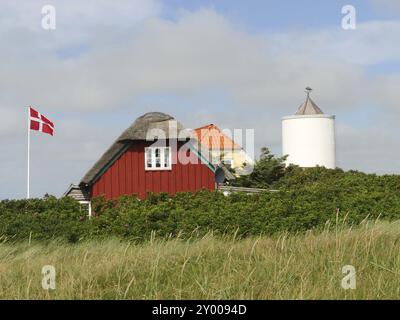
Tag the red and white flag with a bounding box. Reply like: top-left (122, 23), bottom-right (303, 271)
top-left (29, 106), bottom-right (54, 136)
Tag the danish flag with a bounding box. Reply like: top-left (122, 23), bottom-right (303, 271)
top-left (29, 106), bottom-right (54, 136)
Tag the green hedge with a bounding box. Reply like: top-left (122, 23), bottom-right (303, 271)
top-left (1, 168), bottom-right (400, 242)
top-left (0, 196), bottom-right (88, 242)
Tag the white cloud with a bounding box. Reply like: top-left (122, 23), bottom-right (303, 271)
top-left (337, 122), bottom-right (400, 174)
top-left (0, 9), bottom-right (375, 113)
top-left (270, 21), bottom-right (400, 66)
top-left (0, 106), bottom-right (22, 138)
top-left (371, 74), bottom-right (400, 111)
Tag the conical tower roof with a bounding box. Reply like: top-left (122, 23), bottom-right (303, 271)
top-left (295, 87), bottom-right (324, 115)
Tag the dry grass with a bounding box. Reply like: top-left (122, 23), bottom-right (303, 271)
top-left (0, 220), bottom-right (399, 299)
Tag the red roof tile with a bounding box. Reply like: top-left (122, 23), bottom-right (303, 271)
top-left (194, 124), bottom-right (242, 151)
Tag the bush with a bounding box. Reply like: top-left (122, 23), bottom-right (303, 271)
top-left (1, 165), bottom-right (400, 242)
top-left (0, 196), bottom-right (91, 242)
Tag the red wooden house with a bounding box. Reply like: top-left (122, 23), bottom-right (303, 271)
top-left (65, 112), bottom-right (231, 206)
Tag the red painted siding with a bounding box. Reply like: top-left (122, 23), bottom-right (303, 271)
top-left (91, 141), bottom-right (215, 200)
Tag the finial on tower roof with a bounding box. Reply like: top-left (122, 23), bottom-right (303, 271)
top-left (305, 87), bottom-right (312, 99)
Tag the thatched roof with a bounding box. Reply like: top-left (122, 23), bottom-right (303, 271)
top-left (80, 112), bottom-right (188, 186)
top-left (118, 112), bottom-right (187, 141)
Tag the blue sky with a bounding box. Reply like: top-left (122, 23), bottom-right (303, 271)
top-left (165, 1), bottom-right (362, 28)
top-left (164, 0), bottom-right (399, 30)
top-left (0, 0), bottom-right (399, 199)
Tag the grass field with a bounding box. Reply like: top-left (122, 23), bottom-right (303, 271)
top-left (0, 220), bottom-right (399, 299)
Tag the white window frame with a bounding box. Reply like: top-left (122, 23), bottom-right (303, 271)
top-left (144, 146), bottom-right (172, 171)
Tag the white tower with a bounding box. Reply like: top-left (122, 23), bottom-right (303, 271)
top-left (282, 88), bottom-right (336, 169)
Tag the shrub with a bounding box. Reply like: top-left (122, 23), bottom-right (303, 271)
top-left (1, 167), bottom-right (400, 242)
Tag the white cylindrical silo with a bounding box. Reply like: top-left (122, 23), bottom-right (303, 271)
top-left (282, 88), bottom-right (336, 169)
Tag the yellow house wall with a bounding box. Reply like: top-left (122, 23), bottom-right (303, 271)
top-left (210, 149), bottom-right (251, 171)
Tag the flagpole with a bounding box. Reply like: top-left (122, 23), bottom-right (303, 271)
top-left (27, 106), bottom-right (30, 199)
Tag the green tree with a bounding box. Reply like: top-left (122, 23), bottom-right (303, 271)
top-left (231, 147), bottom-right (289, 188)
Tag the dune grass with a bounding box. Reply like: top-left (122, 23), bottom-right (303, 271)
top-left (0, 220), bottom-right (399, 299)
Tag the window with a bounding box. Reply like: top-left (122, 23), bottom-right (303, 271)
top-left (145, 147), bottom-right (172, 170)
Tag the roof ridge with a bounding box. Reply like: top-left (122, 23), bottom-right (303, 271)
top-left (194, 123), bottom-right (217, 130)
